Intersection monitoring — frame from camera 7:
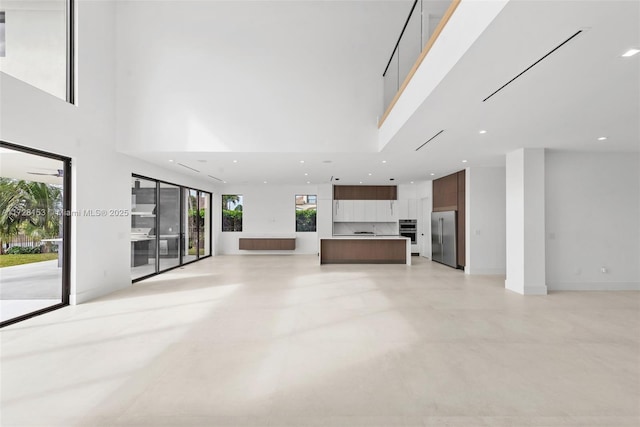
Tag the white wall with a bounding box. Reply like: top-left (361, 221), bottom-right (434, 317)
top-left (410, 181), bottom-right (432, 257)
top-left (465, 167), bottom-right (506, 275)
top-left (215, 184), bottom-right (321, 255)
top-left (114, 1), bottom-right (409, 155)
top-left (545, 151), bottom-right (640, 290)
top-left (0, 1), bottom-right (213, 304)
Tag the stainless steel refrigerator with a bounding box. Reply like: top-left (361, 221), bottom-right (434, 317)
top-left (431, 211), bottom-right (457, 268)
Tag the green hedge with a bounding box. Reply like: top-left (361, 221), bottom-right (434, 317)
top-left (222, 209), bottom-right (243, 231)
top-left (6, 246), bottom-right (42, 254)
top-left (296, 209), bottom-right (316, 232)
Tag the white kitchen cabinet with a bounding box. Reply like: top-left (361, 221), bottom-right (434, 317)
top-left (390, 200), bottom-right (399, 221)
top-left (407, 199), bottom-right (417, 219)
top-left (398, 199), bottom-right (417, 219)
top-left (334, 200), bottom-right (354, 222)
top-left (398, 200), bottom-right (408, 219)
top-left (363, 200), bottom-right (377, 222)
top-left (351, 200), bottom-right (364, 221)
top-left (374, 200), bottom-right (397, 222)
top-left (334, 199), bottom-right (398, 223)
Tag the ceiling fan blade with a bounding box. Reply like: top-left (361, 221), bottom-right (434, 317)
top-left (27, 172), bottom-right (61, 177)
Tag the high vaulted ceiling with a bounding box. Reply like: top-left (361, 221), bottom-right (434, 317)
top-left (117, 0), bottom-right (640, 186)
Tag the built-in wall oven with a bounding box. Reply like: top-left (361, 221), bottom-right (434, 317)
top-left (399, 219), bottom-right (417, 244)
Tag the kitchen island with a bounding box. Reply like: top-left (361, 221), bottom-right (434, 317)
top-left (319, 236), bottom-right (411, 265)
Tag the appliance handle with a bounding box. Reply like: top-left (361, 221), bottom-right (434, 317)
top-left (440, 218), bottom-right (443, 244)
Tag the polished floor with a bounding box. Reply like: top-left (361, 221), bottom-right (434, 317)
top-left (1, 255), bottom-right (639, 426)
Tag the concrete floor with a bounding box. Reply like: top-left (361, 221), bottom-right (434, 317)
top-left (0, 260), bottom-right (62, 322)
top-left (1, 255), bottom-right (639, 426)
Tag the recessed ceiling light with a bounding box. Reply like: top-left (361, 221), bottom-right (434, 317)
top-left (168, 159), bottom-right (174, 163)
top-left (479, 130), bottom-right (487, 134)
top-left (304, 173), bottom-right (308, 176)
top-left (430, 173), bottom-right (435, 176)
top-left (382, 160), bottom-right (387, 163)
top-left (223, 181), bottom-right (227, 183)
top-left (359, 181), bottom-right (363, 184)
top-left (622, 48), bottom-right (640, 57)
top-left (306, 181), bottom-right (311, 184)
top-left (597, 136), bottom-right (608, 141)
top-left (368, 173), bottom-right (372, 176)
top-left (233, 160), bottom-right (238, 163)
top-left (263, 181), bottom-right (267, 184)
top-left (410, 181), bottom-right (414, 184)
top-left (300, 160), bottom-right (305, 164)
top-left (462, 160), bottom-right (468, 163)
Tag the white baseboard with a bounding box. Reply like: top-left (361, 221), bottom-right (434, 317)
top-left (548, 282), bottom-right (640, 291)
top-left (505, 280), bottom-right (548, 295)
top-left (465, 267), bottom-right (506, 275)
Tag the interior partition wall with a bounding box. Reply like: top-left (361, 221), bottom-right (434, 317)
top-left (0, 141), bottom-right (71, 327)
top-left (131, 174), bottom-right (211, 282)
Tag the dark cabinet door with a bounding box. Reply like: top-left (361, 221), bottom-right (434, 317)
top-left (433, 173), bottom-right (458, 211)
top-left (334, 185), bottom-right (397, 200)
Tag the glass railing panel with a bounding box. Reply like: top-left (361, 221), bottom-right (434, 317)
top-left (383, 48), bottom-right (399, 113)
top-left (382, 0), bottom-right (457, 117)
top-left (398, 2), bottom-right (422, 93)
top-left (422, 0), bottom-right (452, 47)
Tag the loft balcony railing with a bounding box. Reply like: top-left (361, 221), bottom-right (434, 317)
top-left (380, 0), bottom-right (460, 126)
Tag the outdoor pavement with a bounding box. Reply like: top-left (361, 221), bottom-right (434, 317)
top-left (0, 260), bottom-right (63, 322)
top-left (0, 260), bottom-right (62, 299)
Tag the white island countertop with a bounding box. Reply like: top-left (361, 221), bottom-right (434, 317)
top-left (328, 235), bottom-right (408, 240)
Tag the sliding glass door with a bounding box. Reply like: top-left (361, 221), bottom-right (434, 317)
top-left (131, 175), bottom-right (211, 281)
top-left (183, 189), bottom-right (198, 264)
top-left (182, 189), bottom-right (210, 264)
top-left (199, 192), bottom-right (211, 257)
top-left (159, 182), bottom-right (180, 272)
top-left (0, 142), bottom-right (70, 327)
top-left (131, 177), bottom-right (157, 281)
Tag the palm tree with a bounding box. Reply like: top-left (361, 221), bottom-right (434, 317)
top-left (0, 178), bottom-right (62, 254)
top-left (222, 194), bottom-right (239, 210)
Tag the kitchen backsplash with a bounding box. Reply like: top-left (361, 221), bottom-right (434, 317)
top-left (333, 222), bottom-right (398, 236)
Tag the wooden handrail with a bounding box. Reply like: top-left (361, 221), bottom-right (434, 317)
top-left (379, 0), bottom-right (461, 128)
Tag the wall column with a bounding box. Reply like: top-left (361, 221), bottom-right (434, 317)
top-left (505, 148), bottom-right (547, 295)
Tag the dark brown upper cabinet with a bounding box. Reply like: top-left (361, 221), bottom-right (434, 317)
top-left (333, 185), bottom-right (397, 200)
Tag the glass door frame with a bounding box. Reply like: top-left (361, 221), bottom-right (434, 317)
top-left (181, 188), bottom-right (212, 266)
top-left (131, 174), bottom-right (212, 283)
top-left (0, 140), bottom-right (71, 327)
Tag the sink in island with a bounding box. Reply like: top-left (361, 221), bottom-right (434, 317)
top-left (319, 236), bottom-right (411, 265)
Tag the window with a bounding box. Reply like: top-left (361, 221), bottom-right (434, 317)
top-left (295, 194), bottom-right (317, 232)
top-left (0, 0), bottom-right (74, 102)
top-left (222, 195), bottom-right (242, 232)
